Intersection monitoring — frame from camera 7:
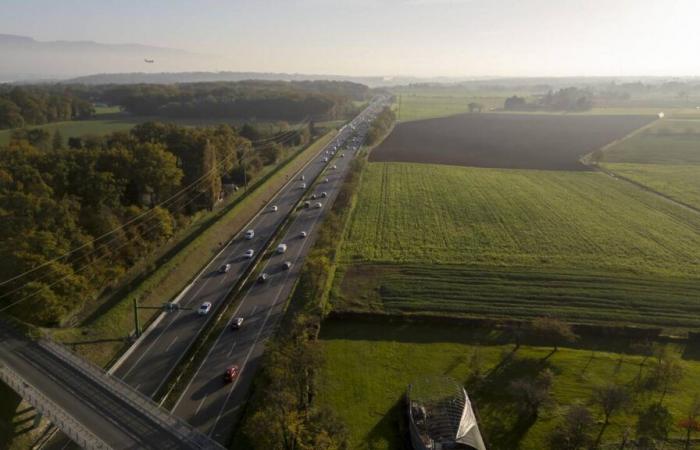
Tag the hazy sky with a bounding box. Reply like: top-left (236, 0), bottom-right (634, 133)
top-left (2, 0), bottom-right (700, 77)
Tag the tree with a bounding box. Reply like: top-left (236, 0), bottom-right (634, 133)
top-left (678, 395), bottom-right (700, 450)
top-left (504, 95), bottom-right (528, 110)
top-left (510, 369), bottom-right (554, 419)
top-left (644, 350), bottom-right (684, 404)
top-left (591, 384), bottom-right (631, 448)
top-left (52, 129), bottom-right (64, 150)
top-left (548, 404), bottom-right (595, 450)
top-left (468, 102), bottom-right (484, 113)
top-left (531, 316), bottom-right (577, 357)
top-left (636, 403), bottom-right (673, 446)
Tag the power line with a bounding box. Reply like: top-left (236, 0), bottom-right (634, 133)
top-left (0, 121), bottom-right (309, 288)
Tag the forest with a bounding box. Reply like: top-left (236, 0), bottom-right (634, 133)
top-left (0, 86), bottom-right (94, 129)
top-left (0, 120), bottom-right (313, 325)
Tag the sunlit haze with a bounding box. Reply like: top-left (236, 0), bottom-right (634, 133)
top-left (2, 0), bottom-right (700, 78)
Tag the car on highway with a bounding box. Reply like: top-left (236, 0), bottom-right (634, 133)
top-left (223, 365), bottom-right (240, 383)
top-left (341, 153), bottom-right (345, 157)
top-left (244, 249), bottom-right (255, 258)
top-left (321, 192), bottom-right (328, 198)
top-left (258, 272), bottom-right (268, 283)
top-left (231, 317), bottom-right (244, 329)
top-left (277, 243), bottom-right (287, 254)
top-left (300, 175), bottom-right (305, 181)
top-left (314, 202), bottom-right (323, 209)
top-left (299, 231), bottom-right (307, 238)
top-left (300, 182), bottom-right (306, 189)
top-left (198, 302), bottom-right (212, 316)
top-left (271, 205), bottom-right (278, 212)
top-left (331, 164), bottom-right (337, 170)
top-left (219, 263), bottom-right (231, 273)
top-left (283, 261), bottom-right (292, 270)
top-left (244, 229), bottom-right (255, 239)
top-left (324, 177), bottom-right (329, 183)
top-left (311, 193), bottom-right (317, 200)
top-left (322, 157), bottom-right (328, 162)
top-left (304, 200), bottom-right (311, 208)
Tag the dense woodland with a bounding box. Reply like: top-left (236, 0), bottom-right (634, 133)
top-left (0, 80), bottom-right (369, 130)
top-left (0, 121), bottom-right (314, 325)
top-left (0, 86), bottom-right (94, 129)
top-left (365, 106), bottom-right (396, 145)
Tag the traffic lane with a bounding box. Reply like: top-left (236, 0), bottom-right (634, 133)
top-left (174, 152), bottom-right (353, 434)
top-left (205, 166), bottom-right (354, 439)
top-left (172, 205), bottom-right (324, 428)
top-left (114, 156), bottom-right (331, 391)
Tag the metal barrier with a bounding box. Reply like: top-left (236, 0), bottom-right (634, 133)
top-left (0, 362), bottom-right (111, 450)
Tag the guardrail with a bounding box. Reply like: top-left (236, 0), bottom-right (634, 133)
top-left (40, 339), bottom-right (224, 450)
top-left (0, 362), bottom-right (111, 450)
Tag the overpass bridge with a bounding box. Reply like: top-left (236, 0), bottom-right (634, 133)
top-left (0, 321), bottom-right (224, 450)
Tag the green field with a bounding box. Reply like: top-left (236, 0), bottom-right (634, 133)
top-left (600, 119), bottom-right (700, 211)
top-left (333, 163), bottom-right (700, 328)
top-left (317, 320), bottom-right (700, 450)
top-left (0, 114), bottom-right (294, 146)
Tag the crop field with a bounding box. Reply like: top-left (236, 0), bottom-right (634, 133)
top-left (317, 320), bottom-right (700, 450)
top-left (333, 163), bottom-right (700, 328)
top-left (395, 94), bottom-right (508, 122)
top-left (599, 119), bottom-right (700, 210)
top-left (370, 113), bottom-right (654, 170)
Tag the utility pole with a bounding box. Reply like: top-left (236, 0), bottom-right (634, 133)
top-left (133, 298), bottom-right (141, 338)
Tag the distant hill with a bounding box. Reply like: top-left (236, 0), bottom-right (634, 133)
top-left (62, 71), bottom-right (420, 88)
top-left (0, 34), bottom-right (219, 82)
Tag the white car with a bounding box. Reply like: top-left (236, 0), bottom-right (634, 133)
top-left (341, 153), bottom-right (345, 158)
top-left (314, 202), bottom-right (323, 209)
top-left (277, 243), bottom-right (287, 254)
top-left (300, 175), bottom-right (305, 181)
top-left (324, 178), bottom-right (329, 183)
top-left (331, 165), bottom-right (337, 170)
top-left (271, 205), bottom-right (278, 212)
top-left (231, 317), bottom-right (244, 330)
top-left (244, 229), bottom-right (255, 240)
top-left (300, 183), bottom-right (306, 189)
top-left (198, 302), bottom-right (212, 316)
top-left (219, 263), bottom-right (231, 273)
top-left (244, 249), bottom-right (255, 258)
top-left (321, 192), bottom-right (328, 198)
top-left (299, 231), bottom-right (307, 238)
top-left (283, 261), bottom-right (292, 270)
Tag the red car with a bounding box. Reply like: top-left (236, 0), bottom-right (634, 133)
top-left (223, 366), bottom-right (240, 383)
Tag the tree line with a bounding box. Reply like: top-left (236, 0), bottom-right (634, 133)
top-left (0, 86), bottom-right (94, 129)
top-left (0, 121), bottom-right (313, 325)
top-left (504, 87), bottom-right (593, 112)
top-left (365, 106), bottom-right (396, 145)
top-left (91, 80), bottom-right (369, 121)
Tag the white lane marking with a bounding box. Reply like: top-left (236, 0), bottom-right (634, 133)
top-left (227, 342), bottom-right (237, 358)
top-left (207, 150), bottom-right (349, 436)
top-left (195, 394), bottom-right (208, 416)
top-left (166, 336), bottom-right (178, 352)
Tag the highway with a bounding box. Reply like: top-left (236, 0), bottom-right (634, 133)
top-left (110, 119), bottom-right (359, 398)
top-left (0, 322), bottom-right (223, 450)
top-left (171, 98), bottom-right (388, 443)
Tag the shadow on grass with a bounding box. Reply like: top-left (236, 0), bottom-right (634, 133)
top-left (363, 396), bottom-right (411, 450)
top-left (321, 318), bottom-right (666, 358)
top-left (469, 354), bottom-right (552, 450)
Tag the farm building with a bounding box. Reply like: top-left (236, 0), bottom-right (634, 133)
top-left (407, 376), bottom-right (486, 450)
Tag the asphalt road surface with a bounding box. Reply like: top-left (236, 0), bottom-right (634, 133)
top-left (111, 124), bottom-right (358, 398)
top-left (171, 99), bottom-right (386, 443)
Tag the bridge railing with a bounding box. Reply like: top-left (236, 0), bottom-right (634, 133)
top-left (41, 339), bottom-right (225, 450)
top-left (0, 362), bottom-right (110, 450)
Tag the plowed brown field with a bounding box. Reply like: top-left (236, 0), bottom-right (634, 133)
top-left (370, 113), bottom-right (654, 170)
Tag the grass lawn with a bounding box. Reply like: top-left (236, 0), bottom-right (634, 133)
top-left (51, 132), bottom-right (335, 366)
top-left (317, 320), bottom-right (700, 450)
top-left (333, 163), bottom-right (700, 328)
